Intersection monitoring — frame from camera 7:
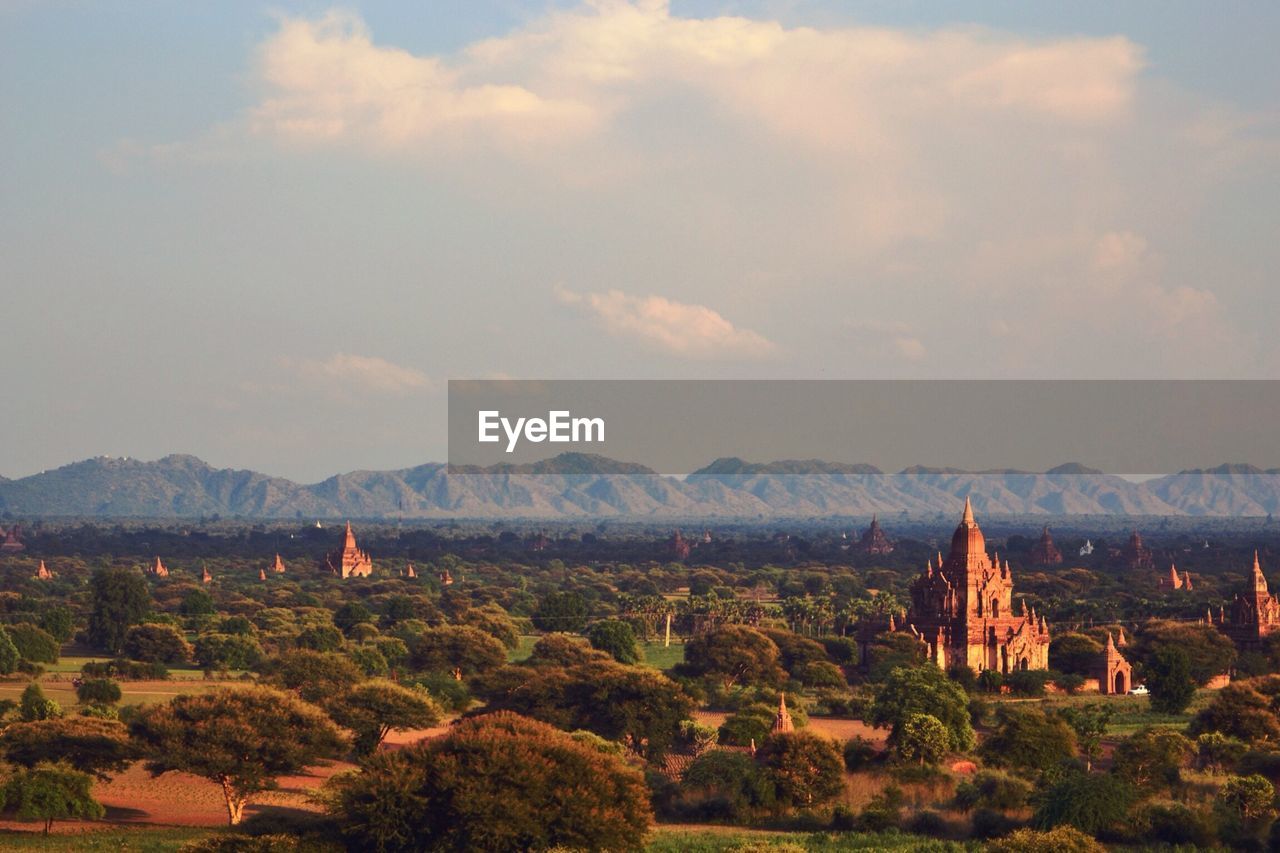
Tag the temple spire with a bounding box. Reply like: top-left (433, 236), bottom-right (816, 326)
top-left (962, 495), bottom-right (974, 524)
top-left (772, 693), bottom-right (794, 733)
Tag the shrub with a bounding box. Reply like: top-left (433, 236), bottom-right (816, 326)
top-left (6, 623), bottom-right (60, 664)
top-left (75, 679), bottom-right (121, 706)
top-left (988, 826), bottom-right (1104, 852)
top-left (123, 624), bottom-right (192, 664)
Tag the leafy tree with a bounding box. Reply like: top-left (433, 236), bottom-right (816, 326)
top-left (0, 627), bottom-right (19, 675)
top-left (988, 826), bottom-right (1105, 853)
top-left (295, 624), bottom-right (345, 652)
top-left (587, 619), bottom-right (641, 664)
top-left (180, 587), bottom-right (216, 617)
top-left (1146, 646), bottom-right (1196, 714)
top-left (532, 591), bottom-right (590, 633)
top-left (1131, 621), bottom-right (1236, 686)
top-left (75, 678), bottom-right (122, 706)
top-left (1217, 773), bottom-right (1275, 822)
top-left (327, 711), bottom-right (650, 852)
top-left (1048, 633), bottom-right (1104, 677)
top-left (1033, 771), bottom-right (1134, 834)
top-left (896, 713), bottom-right (949, 766)
top-left (1056, 704), bottom-right (1113, 771)
top-left (526, 633), bottom-right (609, 667)
top-left (0, 764), bottom-right (104, 834)
top-left (131, 685), bottom-right (347, 825)
top-left (7, 623), bottom-right (60, 664)
top-left (217, 615), bottom-right (255, 636)
top-left (456, 603), bottom-right (520, 649)
top-left (1197, 732), bottom-right (1247, 774)
top-left (332, 602), bottom-right (374, 636)
top-left (952, 770), bottom-right (1032, 813)
top-left (38, 607), bottom-right (74, 644)
top-left (123, 624), bottom-right (193, 664)
top-left (982, 706), bottom-right (1076, 775)
top-left (680, 750), bottom-right (776, 818)
top-left (718, 704), bottom-right (778, 747)
top-left (480, 661), bottom-right (694, 757)
top-left (757, 731), bottom-right (846, 808)
top-left (409, 625), bottom-right (507, 677)
top-left (0, 717), bottom-right (138, 779)
top-left (19, 683), bottom-right (61, 722)
top-left (868, 665), bottom-right (975, 752)
top-left (680, 626), bottom-right (784, 690)
top-left (862, 632), bottom-right (927, 682)
top-left (194, 633), bottom-right (263, 672)
top-left (87, 567), bottom-right (150, 654)
top-left (1189, 682), bottom-right (1280, 743)
top-left (327, 679), bottom-right (442, 755)
top-left (348, 643), bottom-right (389, 677)
top-left (1111, 726), bottom-right (1194, 794)
top-left (260, 650), bottom-right (364, 704)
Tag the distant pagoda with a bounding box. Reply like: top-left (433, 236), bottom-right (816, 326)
top-left (857, 515), bottom-right (895, 555)
top-left (668, 530), bottom-right (691, 561)
top-left (271, 554), bottom-right (287, 574)
top-left (0, 525), bottom-right (25, 553)
top-left (1028, 526), bottom-right (1063, 565)
top-left (35, 560), bottom-right (52, 580)
top-left (149, 557), bottom-right (169, 578)
top-left (1158, 563), bottom-right (1193, 591)
top-left (1118, 531), bottom-right (1155, 571)
top-left (326, 522), bottom-right (373, 579)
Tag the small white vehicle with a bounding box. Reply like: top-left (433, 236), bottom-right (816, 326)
top-left (1127, 684), bottom-right (1150, 696)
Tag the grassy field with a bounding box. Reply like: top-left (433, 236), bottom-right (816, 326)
top-left (646, 828), bottom-right (970, 851)
top-left (44, 655), bottom-right (213, 681)
top-left (0, 827), bottom-right (206, 851)
top-left (1030, 687), bottom-right (1214, 735)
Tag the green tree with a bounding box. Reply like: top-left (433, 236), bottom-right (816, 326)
top-left (868, 665), bottom-right (976, 752)
top-left (982, 706), bottom-right (1077, 775)
top-left (1217, 773), bottom-right (1275, 823)
top-left (193, 633), bottom-right (263, 672)
top-left (38, 607), bottom-right (74, 644)
top-left (989, 826), bottom-right (1105, 853)
top-left (295, 624), bottom-right (345, 652)
top-left (896, 713), bottom-right (950, 766)
top-left (1131, 621), bottom-right (1236, 686)
top-left (87, 567), bottom-right (150, 654)
top-left (327, 679), bottom-right (442, 755)
top-left (19, 683), bottom-right (61, 722)
top-left (1189, 682), bottom-right (1280, 743)
top-left (0, 627), bottom-right (19, 675)
top-left (6, 623), bottom-right (60, 664)
top-left (532, 591), bottom-right (590, 633)
top-left (0, 764), bottom-right (104, 834)
top-left (327, 711), bottom-right (651, 852)
top-left (681, 750), bottom-right (776, 818)
top-left (1112, 726), bottom-right (1194, 794)
top-left (456, 603), bottom-right (520, 649)
top-left (123, 624), bottom-right (193, 664)
top-left (1048, 633), bottom-right (1105, 677)
top-left (131, 685), bottom-right (347, 825)
top-left (332, 602), bottom-right (374, 636)
top-left (1033, 771), bottom-right (1134, 834)
top-left (0, 717), bottom-right (138, 779)
top-left (527, 633), bottom-right (609, 667)
top-left (180, 587), bottom-right (216, 617)
top-left (757, 730), bottom-right (846, 808)
top-left (409, 625), bottom-right (507, 678)
top-left (1057, 704), bottom-right (1113, 771)
top-left (75, 678), bottom-right (122, 706)
top-left (587, 619), bottom-right (641, 664)
top-left (259, 650), bottom-right (364, 705)
top-left (1146, 646), bottom-right (1196, 714)
top-left (952, 770), bottom-right (1032, 814)
top-left (681, 625), bottom-right (784, 690)
top-left (1197, 732), bottom-right (1247, 774)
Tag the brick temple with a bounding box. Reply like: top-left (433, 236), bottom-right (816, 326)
top-left (857, 515), bottom-right (895, 555)
top-left (326, 522), bottom-right (373, 578)
top-left (1028, 526), bottom-right (1063, 565)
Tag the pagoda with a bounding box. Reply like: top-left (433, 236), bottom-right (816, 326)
top-left (1119, 531), bottom-right (1155, 571)
top-left (1097, 631), bottom-right (1133, 694)
top-left (201, 566), bottom-right (213, 584)
top-left (271, 554), bottom-right (287, 574)
top-left (150, 557), bottom-right (169, 578)
top-left (668, 530), bottom-right (691, 561)
top-left (1028, 526), bottom-right (1063, 565)
top-left (1158, 564), bottom-right (1193, 591)
top-left (772, 693), bottom-right (794, 734)
top-left (326, 522), bottom-right (373, 579)
top-left (857, 515), bottom-right (895, 555)
top-left (35, 560), bottom-right (52, 580)
top-left (1219, 552), bottom-right (1280, 651)
top-left (0, 526), bottom-right (25, 553)
top-left (902, 497), bottom-right (1050, 673)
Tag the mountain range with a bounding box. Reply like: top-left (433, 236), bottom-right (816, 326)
top-left (2, 455), bottom-right (1279, 519)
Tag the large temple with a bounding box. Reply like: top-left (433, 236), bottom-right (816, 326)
top-left (1217, 552), bottom-right (1280, 651)
top-left (857, 515), bottom-right (895, 555)
top-left (904, 498), bottom-right (1051, 673)
top-left (326, 522), bottom-right (373, 579)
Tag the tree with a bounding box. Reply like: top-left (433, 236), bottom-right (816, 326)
top-left (0, 717), bottom-right (138, 779)
top-left (456, 603), bottom-right (520, 649)
top-left (532, 591), bottom-right (590, 633)
top-left (1131, 621), bottom-right (1236, 686)
top-left (6, 623), bottom-right (60, 664)
top-left (527, 633), bottom-right (610, 667)
top-left (327, 711), bottom-right (651, 852)
top-left (75, 678), bottom-right (122, 706)
top-left (988, 826), bottom-right (1105, 853)
top-left (952, 770), bottom-right (1032, 814)
top-left (0, 627), bottom-right (19, 675)
top-left (87, 567), bottom-right (150, 654)
top-left (123, 624), bottom-right (193, 664)
top-left (259, 650), bottom-right (364, 705)
top-left (1033, 771), bottom-right (1134, 834)
top-left (332, 602), bottom-right (374, 635)
top-left (1111, 726), bottom-right (1194, 794)
top-left (1217, 773), bottom-right (1275, 823)
top-left (757, 731), bottom-right (846, 808)
top-left (587, 619), bottom-right (641, 664)
top-left (1189, 682), bottom-right (1280, 743)
top-left (681, 626), bottom-right (784, 690)
top-left (180, 587), bottom-right (216, 617)
top-left (38, 607), bottom-right (74, 644)
top-left (681, 750), bottom-right (776, 818)
top-left (897, 713), bottom-right (949, 766)
top-left (327, 679), bottom-right (442, 755)
top-left (1146, 646), bottom-right (1196, 714)
top-left (130, 685), bottom-right (347, 825)
top-left (1048, 633), bottom-right (1105, 677)
top-left (868, 665), bottom-right (975, 752)
top-left (19, 683), bottom-right (61, 722)
top-left (295, 624), bottom-right (345, 652)
top-left (1056, 704), bottom-right (1113, 771)
top-left (982, 706), bottom-right (1077, 775)
top-left (409, 625), bottom-right (507, 677)
top-left (1197, 732), bottom-right (1247, 774)
top-left (862, 631), bottom-right (927, 682)
top-left (0, 764), bottom-right (104, 834)
top-left (194, 633), bottom-right (263, 672)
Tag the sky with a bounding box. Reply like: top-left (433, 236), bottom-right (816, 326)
top-left (2, 1), bottom-right (1278, 482)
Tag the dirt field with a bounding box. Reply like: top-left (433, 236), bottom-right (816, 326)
top-left (694, 710), bottom-right (887, 747)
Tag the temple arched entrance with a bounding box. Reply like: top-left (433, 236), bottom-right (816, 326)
top-left (1114, 670), bottom-right (1127, 694)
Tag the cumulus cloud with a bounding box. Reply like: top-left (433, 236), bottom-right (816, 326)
top-left (289, 353), bottom-right (431, 395)
top-left (556, 285), bottom-right (775, 359)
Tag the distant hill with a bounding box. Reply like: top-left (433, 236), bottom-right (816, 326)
top-left (1, 454), bottom-right (1278, 519)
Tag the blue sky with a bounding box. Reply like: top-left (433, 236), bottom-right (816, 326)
top-left (2, 2), bottom-right (1277, 480)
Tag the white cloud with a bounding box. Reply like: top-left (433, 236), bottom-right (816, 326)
top-left (289, 353), bottom-right (431, 395)
top-left (556, 285), bottom-right (775, 359)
